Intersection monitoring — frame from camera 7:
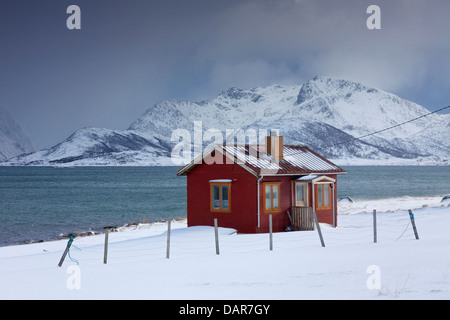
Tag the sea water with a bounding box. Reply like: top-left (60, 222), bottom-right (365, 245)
top-left (0, 166), bottom-right (186, 246)
top-left (338, 166), bottom-right (449, 201)
top-left (0, 165), bottom-right (448, 246)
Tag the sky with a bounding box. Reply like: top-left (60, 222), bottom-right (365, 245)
top-left (1, 0), bottom-right (450, 150)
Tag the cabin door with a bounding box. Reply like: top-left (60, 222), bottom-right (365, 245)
top-left (294, 182), bottom-right (308, 207)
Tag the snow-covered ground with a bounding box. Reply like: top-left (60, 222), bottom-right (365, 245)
top-left (1, 196), bottom-right (449, 300)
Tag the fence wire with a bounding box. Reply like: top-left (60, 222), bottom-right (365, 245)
top-left (61, 211), bottom-right (419, 266)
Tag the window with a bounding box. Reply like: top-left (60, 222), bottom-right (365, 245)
top-left (210, 182), bottom-right (231, 212)
top-left (315, 183), bottom-right (332, 210)
top-left (263, 182), bottom-right (281, 213)
top-left (294, 182), bottom-right (307, 207)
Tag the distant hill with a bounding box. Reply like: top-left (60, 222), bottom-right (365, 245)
top-left (3, 76), bottom-right (449, 166)
top-left (0, 108), bottom-right (34, 161)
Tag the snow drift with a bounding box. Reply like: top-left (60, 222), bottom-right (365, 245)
top-left (1, 197), bottom-right (449, 300)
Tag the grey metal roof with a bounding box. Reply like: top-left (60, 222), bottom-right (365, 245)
top-left (178, 144), bottom-right (346, 176)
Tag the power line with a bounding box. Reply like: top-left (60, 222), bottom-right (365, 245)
top-left (326, 105), bottom-right (450, 148)
top-left (207, 105), bottom-right (449, 159)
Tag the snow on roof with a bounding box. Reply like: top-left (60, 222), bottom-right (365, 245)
top-left (295, 174), bottom-right (318, 181)
top-left (283, 146), bottom-right (341, 173)
top-left (178, 144), bottom-right (345, 176)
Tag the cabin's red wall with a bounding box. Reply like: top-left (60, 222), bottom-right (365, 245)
top-left (186, 158), bottom-right (339, 233)
top-left (186, 155), bottom-right (258, 233)
top-left (258, 176), bottom-right (292, 233)
top-left (308, 174), bottom-right (338, 226)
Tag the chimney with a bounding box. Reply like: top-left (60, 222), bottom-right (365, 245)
top-left (265, 130), bottom-right (283, 161)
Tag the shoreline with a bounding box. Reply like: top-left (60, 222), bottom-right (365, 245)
top-left (2, 202), bottom-right (449, 299)
top-left (2, 216), bottom-right (187, 248)
top-left (1, 158), bottom-right (449, 167)
top-left (3, 195), bottom-right (449, 248)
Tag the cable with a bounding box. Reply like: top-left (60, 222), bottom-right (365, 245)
top-left (256, 104), bottom-right (450, 160)
top-left (328, 105), bottom-right (450, 147)
top-left (395, 220), bottom-right (411, 241)
top-left (68, 244), bottom-right (81, 265)
top-left (221, 105), bottom-right (449, 163)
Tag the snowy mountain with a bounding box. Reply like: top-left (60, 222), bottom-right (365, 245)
top-left (3, 127), bottom-right (172, 166)
top-left (3, 76), bottom-right (449, 166)
top-left (0, 109), bottom-right (34, 161)
top-left (128, 76), bottom-right (449, 164)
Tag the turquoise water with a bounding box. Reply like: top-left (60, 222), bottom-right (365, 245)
top-left (0, 167), bottom-right (186, 246)
top-left (338, 166), bottom-right (450, 201)
top-left (0, 165), bottom-right (449, 246)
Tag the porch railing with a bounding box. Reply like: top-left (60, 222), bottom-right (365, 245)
top-left (289, 206), bottom-right (315, 231)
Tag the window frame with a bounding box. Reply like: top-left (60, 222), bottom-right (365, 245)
top-left (294, 181), bottom-right (308, 207)
top-left (315, 183), bottom-right (332, 210)
top-left (210, 181), bottom-right (231, 213)
top-left (263, 182), bottom-right (281, 213)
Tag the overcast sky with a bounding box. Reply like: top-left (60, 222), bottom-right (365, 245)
top-left (1, 0), bottom-right (450, 149)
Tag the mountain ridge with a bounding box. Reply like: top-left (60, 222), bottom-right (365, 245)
top-left (0, 109), bottom-right (34, 161)
top-left (2, 76), bottom-right (449, 166)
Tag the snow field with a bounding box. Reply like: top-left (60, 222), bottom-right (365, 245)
top-left (0, 197), bottom-right (449, 300)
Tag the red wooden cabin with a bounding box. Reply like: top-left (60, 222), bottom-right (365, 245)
top-left (177, 132), bottom-right (346, 233)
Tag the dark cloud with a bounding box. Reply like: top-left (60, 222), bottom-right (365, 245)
top-left (1, 0), bottom-right (449, 149)
top-left (196, 0), bottom-right (450, 93)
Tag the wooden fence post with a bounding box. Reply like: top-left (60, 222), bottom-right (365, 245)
top-left (269, 214), bottom-right (273, 251)
top-left (58, 234), bottom-right (74, 267)
top-left (373, 209), bottom-right (377, 243)
top-left (313, 211), bottom-right (325, 247)
top-left (103, 228), bottom-right (109, 264)
top-left (214, 218), bottom-right (220, 255)
top-left (408, 209), bottom-right (419, 240)
top-left (166, 220), bottom-right (171, 259)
